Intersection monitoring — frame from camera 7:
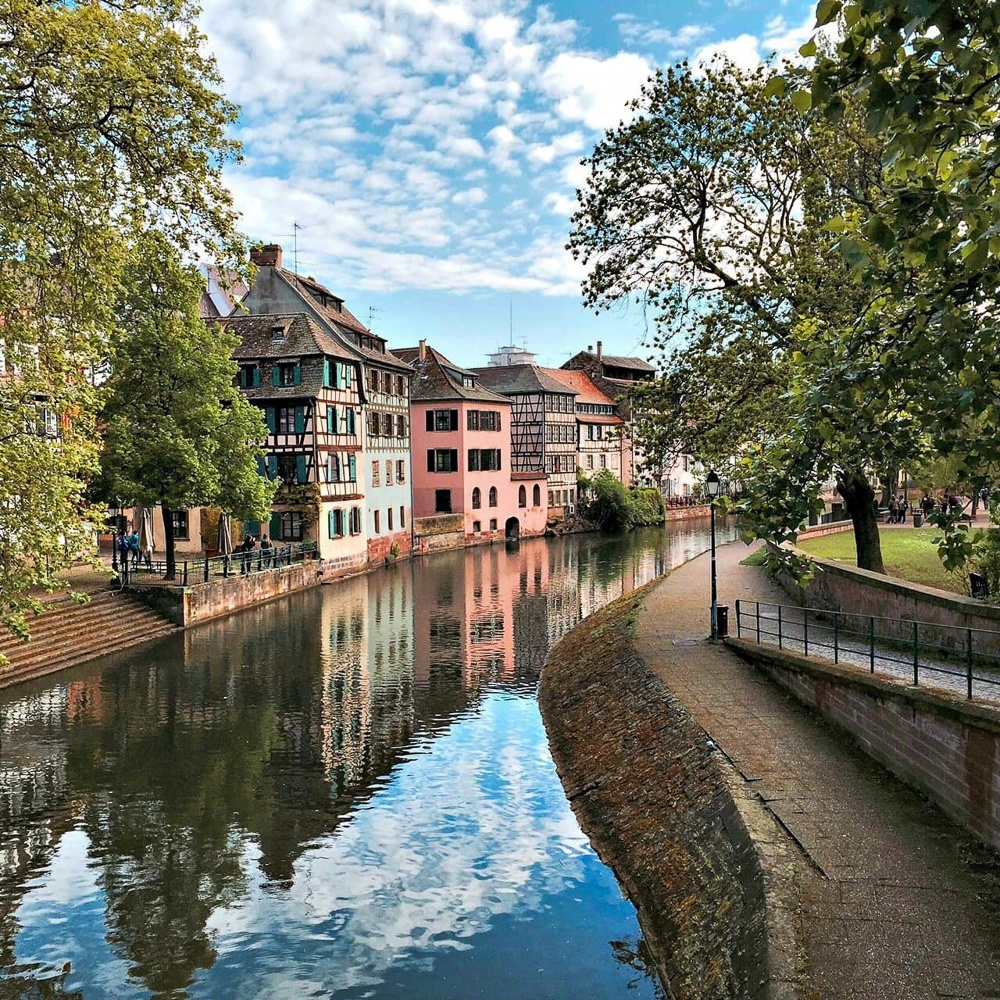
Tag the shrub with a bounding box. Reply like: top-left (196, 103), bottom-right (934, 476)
top-left (631, 487), bottom-right (664, 526)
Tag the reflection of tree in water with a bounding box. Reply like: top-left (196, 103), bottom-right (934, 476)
top-left (609, 937), bottom-right (666, 997)
top-left (0, 960), bottom-right (83, 1000)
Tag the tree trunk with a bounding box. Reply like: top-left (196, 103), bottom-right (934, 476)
top-left (837, 468), bottom-right (885, 574)
top-left (161, 502), bottom-right (176, 581)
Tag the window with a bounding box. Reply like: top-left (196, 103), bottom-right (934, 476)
top-left (396, 459), bottom-right (406, 483)
top-left (428, 449), bottom-right (459, 473)
top-left (326, 406), bottom-right (338, 434)
top-left (473, 520), bottom-right (481, 534)
top-left (600, 454), bottom-right (607, 468)
top-left (468, 410), bottom-right (500, 431)
top-left (273, 362), bottom-right (300, 386)
top-left (399, 506), bottom-right (405, 528)
top-left (396, 414), bottom-right (406, 438)
top-left (435, 489), bottom-right (452, 513)
top-left (488, 487), bottom-right (498, 507)
top-left (472, 487), bottom-right (481, 509)
top-left (467, 449), bottom-right (502, 471)
top-left (328, 508), bottom-right (345, 538)
top-left (383, 460), bottom-right (391, 486)
top-left (397, 375), bottom-right (405, 395)
top-left (238, 364), bottom-right (260, 388)
top-left (518, 485), bottom-right (526, 508)
top-left (489, 518), bottom-right (497, 531)
top-left (350, 507), bottom-right (362, 534)
top-left (374, 510), bottom-right (381, 534)
top-left (345, 409), bottom-right (357, 435)
top-left (427, 409), bottom-right (459, 431)
top-left (277, 453), bottom-right (308, 484)
top-left (271, 406), bottom-right (304, 434)
top-left (327, 454), bottom-right (341, 482)
top-left (548, 491), bottom-right (554, 506)
top-left (372, 461), bottom-right (380, 487)
top-left (278, 511), bottom-right (304, 541)
top-left (388, 508), bottom-right (394, 531)
top-left (533, 484), bottom-right (541, 506)
top-left (370, 412), bottom-right (380, 436)
top-left (170, 510), bottom-right (189, 540)
top-left (368, 369), bottom-right (379, 394)
top-left (587, 454), bottom-right (593, 469)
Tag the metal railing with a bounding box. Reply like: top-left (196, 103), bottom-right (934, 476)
top-left (116, 541), bottom-right (318, 587)
top-left (734, 599), bottom-right (1000, 701)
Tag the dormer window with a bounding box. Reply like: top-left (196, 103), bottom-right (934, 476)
top-left (463, 376), bottom-right (474, 388)
top-left (270, 324), bottom-right (285, 341)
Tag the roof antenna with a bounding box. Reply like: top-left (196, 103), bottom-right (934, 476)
top-left (368, 305), bottom-right (383, 330)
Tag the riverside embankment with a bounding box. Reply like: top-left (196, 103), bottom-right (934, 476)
top-left (540, 540), bottom-right (1000, 999)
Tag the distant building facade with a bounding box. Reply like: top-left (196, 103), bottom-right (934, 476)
top-left (472, 364), bottom-right (579, 515)
top-left (394, 341), bottom-right (546, 550)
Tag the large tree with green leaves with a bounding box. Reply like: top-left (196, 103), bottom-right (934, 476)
top-left (569, 58), bottom-right (914, 571)
top-left (0, 0), bottom-right (243, 631)
top-left (98, 234), bottom-right (275, 579)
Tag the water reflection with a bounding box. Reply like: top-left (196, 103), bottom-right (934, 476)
top-left (0, 520), bottom-right (732, 999)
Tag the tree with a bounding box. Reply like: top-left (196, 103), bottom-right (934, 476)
top-left (582, 469), bottom-right (634, 532)
top-left (0, 0), bottom-right (243, 632)
top-left (98, 234), bottom-right (276, 579)
top-left (568, 59), bottom-right (913, 571)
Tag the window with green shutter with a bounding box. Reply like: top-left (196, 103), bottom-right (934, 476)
top-left (296, 455), bottom-right (308, 483)
top-left (294, 406), bottom-right (305, 433)
top-left (326, 406), bottom-right (336, 434)
top-left (265, 407), bottom-right (276, 433)
top-left (272, 365), bottom-right (281, 386)
top-left (348, 454), bottom-right (357, 482)
top-left (267, 455), bottom-right (278, 479)
top-left (346, 409), bottom-right (356, 435)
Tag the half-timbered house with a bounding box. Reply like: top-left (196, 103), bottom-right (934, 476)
top-left (472, 364), bottom-right (579, 516)
top-left (225, 245), bottom-right (413, 573)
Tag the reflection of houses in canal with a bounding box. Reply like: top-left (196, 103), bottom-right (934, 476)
top-left (544, 541), bottom-right (582, 643)
top-left (412, 544), bottom-right (525, 697)
top-left (316, 569), bottom-right (415, 794)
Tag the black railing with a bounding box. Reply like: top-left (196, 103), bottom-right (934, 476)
top-left (118, 541), bottom-right (318, 587)
top-left (734, 600), bottom-right (1000, 701)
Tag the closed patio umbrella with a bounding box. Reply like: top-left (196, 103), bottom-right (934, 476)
top-left (136, 505), bottom-right (155, 568)
top-left (217, 512), bottom-right (233, 564)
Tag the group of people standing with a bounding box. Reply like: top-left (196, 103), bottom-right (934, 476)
top-left (886, 495), bottom-right (911, 524)
top-left (237, 534), bottom-right (275, 574)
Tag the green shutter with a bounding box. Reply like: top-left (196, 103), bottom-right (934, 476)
top-left (333, 363), bottom-right (341, 388)
top-left (328, 509), bottom-right (336, 538)
top-left (270, 512), bottom-right (281, 538)
top-left (345, 365), bottom-right (352, 387)
top-left (293, 363), bottom-right (301, 386)
top-left (265, 407), bottom-right (276, 433)
top-left (323, 359), bottom-right (331, 387)
top-left (253, 367), bottom-right (261, 388)
top-left (348, 454), bottom-right (356, 482)
top-left (272, 365), bottom-right (280, 386)
top-left (347, 409), bottom-right (356, 435)
top-left (294, 406), bottom-right (305, 433)
top-left (296, 455), bottom-right (307, 483)
top-left (267, 455), bottom-right (278, 479)
top-left (326, 406), bottom-right (335, 434)
top-left (256, 456), bottom-right (266, 477)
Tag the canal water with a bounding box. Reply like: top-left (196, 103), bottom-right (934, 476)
top-left (0, 520), bottom-right (734, 999)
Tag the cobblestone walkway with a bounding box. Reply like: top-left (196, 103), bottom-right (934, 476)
top-left (635, 540), bottom-right (1000, 999)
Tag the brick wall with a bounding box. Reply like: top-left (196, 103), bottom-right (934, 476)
top-left (729, 639), bottom-right (1000, 849)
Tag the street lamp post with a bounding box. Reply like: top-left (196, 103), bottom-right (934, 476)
top-left (110, 498), bottom-right (120, 575)
top-left (707, 471), bottom-right (721, 640)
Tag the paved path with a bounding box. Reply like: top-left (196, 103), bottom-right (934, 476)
top-left (635, 540), bottom-right (1000, 999)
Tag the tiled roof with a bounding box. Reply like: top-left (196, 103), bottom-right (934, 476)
top-left (540, 368), bottom-right (619, 408)
top-left (602, 354), bottom-right (655, 372)
top-left (393, 345), bottom-right (509, 403)
top-left (472, 364), bottom-right (576, 397)
top-left (277, 269), bottom-right (413, 374)
top-left (224, 313), bottom-right (356, 362)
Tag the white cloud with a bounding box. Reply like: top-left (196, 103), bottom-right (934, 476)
top-left (541, 51), bottom-right (652, 131)
top-left (613, 15), bottom-right (712, 55)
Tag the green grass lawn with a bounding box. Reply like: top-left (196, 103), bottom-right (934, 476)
top-left (796, 527), bottom-right (961, 593)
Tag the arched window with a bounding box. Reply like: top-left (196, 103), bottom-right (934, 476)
top-left (532, 484), bottom-right (541, 506)
top-left (489, 486), bottom-right (498, 507)
top-left (472, 487), bottom-right (481, 509)
top-left (518, 485), bottom-right (527, 508)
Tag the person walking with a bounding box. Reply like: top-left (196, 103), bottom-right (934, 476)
top-left (240, 535), bottom-right (256, 574)
top-left (898, 495), bottom-right (908, 524)
top-left (260, 534), bottom-right (274, 569)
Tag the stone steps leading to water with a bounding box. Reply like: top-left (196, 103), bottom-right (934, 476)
top-left (0, 589), bottom-right (179, 689)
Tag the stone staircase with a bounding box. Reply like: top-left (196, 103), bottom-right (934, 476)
top-left (0, 589), bottom-right (180, 689)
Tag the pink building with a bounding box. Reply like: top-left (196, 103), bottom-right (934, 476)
top-left (394, 342), bottom-right (547, 550)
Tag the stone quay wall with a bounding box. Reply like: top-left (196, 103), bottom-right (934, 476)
top-left (539, 586), bottom-right (770, 1000)
top-left (728, 639), bottom-right (1000, 850)
top-left (133, 560), bottom-right (327, 627)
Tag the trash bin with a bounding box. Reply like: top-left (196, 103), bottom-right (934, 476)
top-left (715, 604), bottom-right (729, 638)
top-left (912, 513), bottom-right (923, 528)
top-left (971, 573), bottom-right (989, 600)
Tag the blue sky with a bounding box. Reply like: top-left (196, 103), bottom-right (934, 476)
top-left (199, 0), bottom-right (817, 368)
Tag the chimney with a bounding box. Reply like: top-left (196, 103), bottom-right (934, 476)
top-left (587, 345), bottom-right (593, 352)
top-left (419, 339), bottom-right (426, 362)
top-left (596, 340), bottom-right (603, 361)
top-left (250, 244), bottom-right (283, 269)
